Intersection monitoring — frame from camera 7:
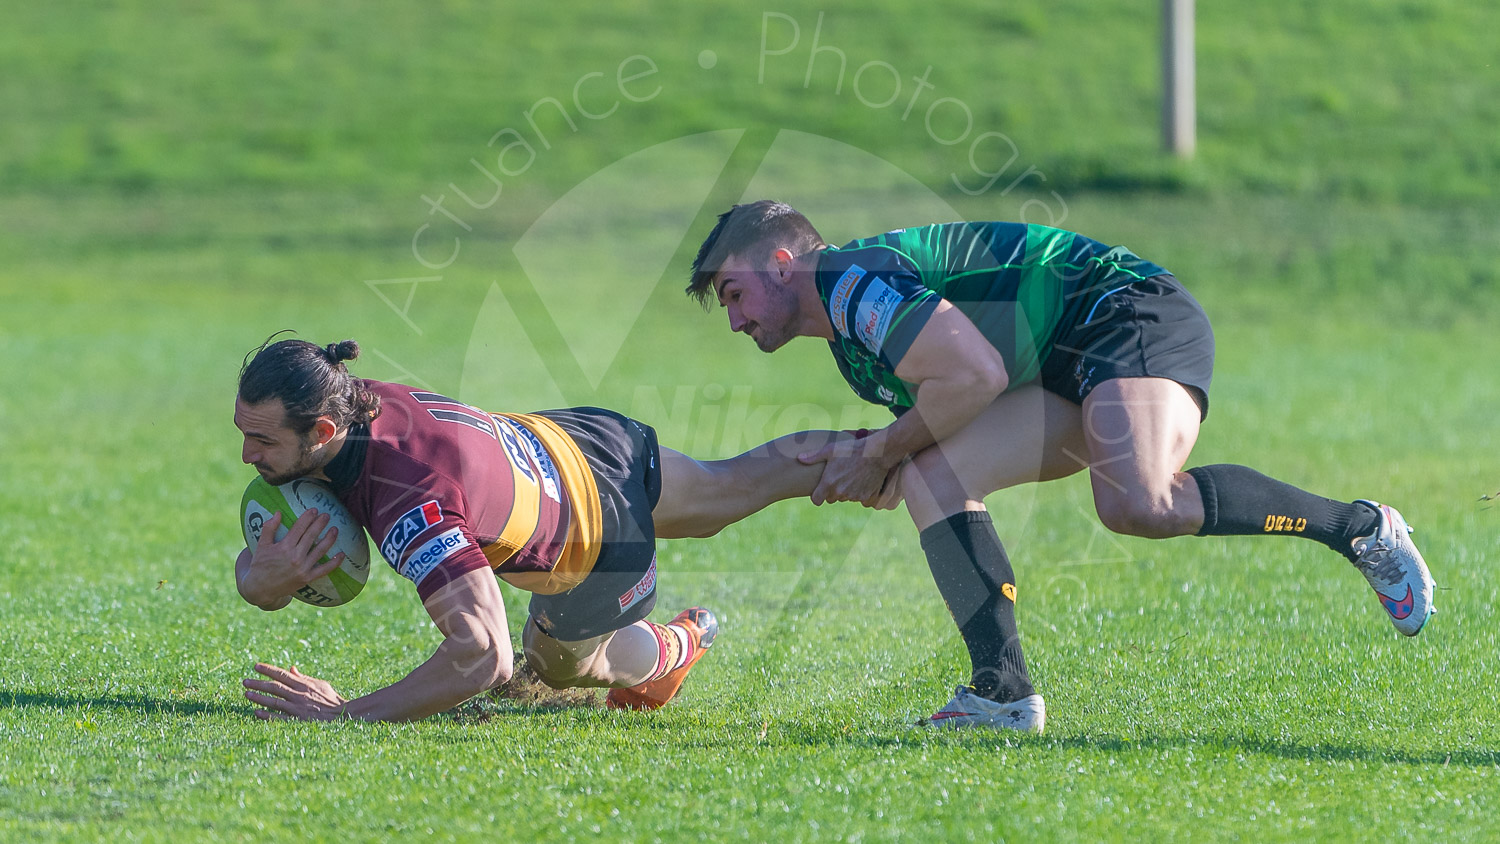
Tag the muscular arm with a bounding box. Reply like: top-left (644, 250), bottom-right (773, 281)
top-left (244, 566), bottom-right (514, 722)
top-left (808, 300), bottom-right (1007, 505)
top-left (874, 300), bottom-right (1008, 469)
top-left (345, 567), bottom-right (513, 721)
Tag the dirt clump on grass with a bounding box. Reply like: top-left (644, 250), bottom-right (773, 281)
top-left (485, 651), bottom-right (602, 710)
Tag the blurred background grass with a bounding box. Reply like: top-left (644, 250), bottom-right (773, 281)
top-left (2, 0), bottom-right (1494, 393)
top-left (1, 1), bottom-right (1492, 201)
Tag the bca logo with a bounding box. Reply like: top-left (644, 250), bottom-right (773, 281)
top-left (380, 500), bottom-right (443, 565)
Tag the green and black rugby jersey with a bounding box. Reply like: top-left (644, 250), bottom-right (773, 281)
top-left (814, 222), bottom-right (1169, 411)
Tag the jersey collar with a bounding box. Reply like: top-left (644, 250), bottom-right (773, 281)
top-left (322, 422), bottom-right (370, 493)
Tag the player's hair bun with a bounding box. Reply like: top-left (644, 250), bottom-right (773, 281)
top-left (325, 339), bottom-right (360, 364)
top-left (240, 334), bottom-right (381, 431)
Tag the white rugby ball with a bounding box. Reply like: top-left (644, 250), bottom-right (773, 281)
top-left (240, 477), bottom-right (371, 607)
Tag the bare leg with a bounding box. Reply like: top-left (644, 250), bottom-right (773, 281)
top-left (521, 617), bottom-right (665, 689)
top-left (1080, 377), bottom-right (1204, 537)
top-left (901, 385), bottom-right (1089, 530)
top-left (652, 429), bottom-right (851, 539)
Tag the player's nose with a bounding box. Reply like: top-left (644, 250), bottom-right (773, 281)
top-left (727, 306), bottom-right (746, 332)
top-left (242, 440), bottom-right (259, 465)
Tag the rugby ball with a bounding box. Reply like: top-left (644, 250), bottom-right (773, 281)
top-left (240, 477), bottom-right (371, 607)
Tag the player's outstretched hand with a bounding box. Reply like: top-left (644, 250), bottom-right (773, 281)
top-left (238, 510), bottom-right (346, 608)
top-left (243, 663), bottom-right (350, 721)
top-left (798, 437), bottom-right (899, 508)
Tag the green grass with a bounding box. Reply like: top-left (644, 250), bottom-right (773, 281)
top-left (0, 1), bottom-right (1495, 204)
top-left (2, 0), bottom-right (1498, 840)
top-left (3, 213), bottom-right (1497, 841)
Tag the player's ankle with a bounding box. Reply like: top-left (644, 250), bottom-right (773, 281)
top-left (970, 668), bottom-right (1035, 703)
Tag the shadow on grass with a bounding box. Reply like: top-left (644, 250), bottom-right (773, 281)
top-left (1043, 733), bottom-right (1500, 769)
top-left (627, 719), bottom-right (1500, 768)
top-left (0, 689), bottom-right (232, 717)
top-left (8, 690), bottom-right (1491, 771)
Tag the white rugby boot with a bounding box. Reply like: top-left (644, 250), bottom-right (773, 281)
top-left (1350, 500), bottom-right (1434, 636)
top-left (922, 685), bottom-right (1046, 734)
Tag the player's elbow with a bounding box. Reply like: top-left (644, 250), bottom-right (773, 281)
top-left (964, 351), bottom-right (1008, 398)
top-left (451, 631), bottom-right (514, 692)
top-left (481, 647), bottom-right (514, 690)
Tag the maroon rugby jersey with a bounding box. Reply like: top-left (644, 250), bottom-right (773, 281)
top-left (323, 381), bottom-right (594, 602)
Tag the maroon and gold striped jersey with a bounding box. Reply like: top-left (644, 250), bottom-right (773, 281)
top-left (324, 381), bottom-right (602, 602)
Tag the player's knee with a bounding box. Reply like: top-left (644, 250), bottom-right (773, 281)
top-left (521, 629), bottom-right (588, 689)
top-left (1095, 493), bottom-right (1180, 539)
top-left (524, 649), bottom-right (585, 689)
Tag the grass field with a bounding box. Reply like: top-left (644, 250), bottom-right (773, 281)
top-left (1, 1), bottom-right (1497, 841)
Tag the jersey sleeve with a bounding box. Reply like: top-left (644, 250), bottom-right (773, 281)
top-left (823, 248), bottom-right (942, 371)
top-left (370, 491), bottom-right (492, 603)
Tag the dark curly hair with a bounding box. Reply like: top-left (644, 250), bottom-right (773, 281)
top-left (237, 333), bottom-right (382, 435)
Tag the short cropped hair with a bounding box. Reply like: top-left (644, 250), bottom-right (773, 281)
top-left (238, 333), bottom-right (382, 435)
top-left (686, 200), bottom-right (824, 308)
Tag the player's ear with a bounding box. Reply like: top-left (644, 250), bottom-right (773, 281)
top-left (310, 416), bottom-right (339, 446)
top-left (774, 245), bottom-right (798, 281)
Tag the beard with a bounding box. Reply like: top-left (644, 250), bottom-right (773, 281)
top-left (748, 322), bottom-right (794, 352)
top-left (746, 280), bottom-right (799, 352)
top-left (257, 437), bottom-right (323, 486)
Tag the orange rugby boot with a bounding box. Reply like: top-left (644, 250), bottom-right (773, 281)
top-left (605, 607), bottom-right (718, 711)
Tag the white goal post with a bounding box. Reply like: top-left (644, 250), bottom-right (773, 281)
top-left (1163, 0), bottom-right (1195, 157)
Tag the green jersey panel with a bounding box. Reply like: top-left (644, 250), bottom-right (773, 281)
top-left (815, 222), bottom-right (1169, 411)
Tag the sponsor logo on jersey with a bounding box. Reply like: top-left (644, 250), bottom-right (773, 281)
top-left (509, 420), bottom-right (563, 504)
top-left (853, 277), bottom-right (903, 354)
top-left (494, 418), bottom-right (539, 485)
top-left (617, 555), bottom-right (657, 612)
top-left (380, 500), bottom-right (443, 565)
top-left (399, 527), bottom-right (469, 585)
top-left (828, 264), bottom-right (866, 336)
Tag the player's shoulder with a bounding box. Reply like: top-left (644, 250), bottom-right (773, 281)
top-left (818, 232), bottom-right (920, 283)
top-left (360, 388), bottom-right (483, 481)
top-left (829, 222), bottom-right (1027, 266)
top-left (363, 379), bottom-right (463, 408)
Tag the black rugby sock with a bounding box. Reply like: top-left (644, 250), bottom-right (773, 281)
top-left (1187, 464), bottom-right (1380, 562)
top-left (918, 512), bottom-right (1034, 703)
